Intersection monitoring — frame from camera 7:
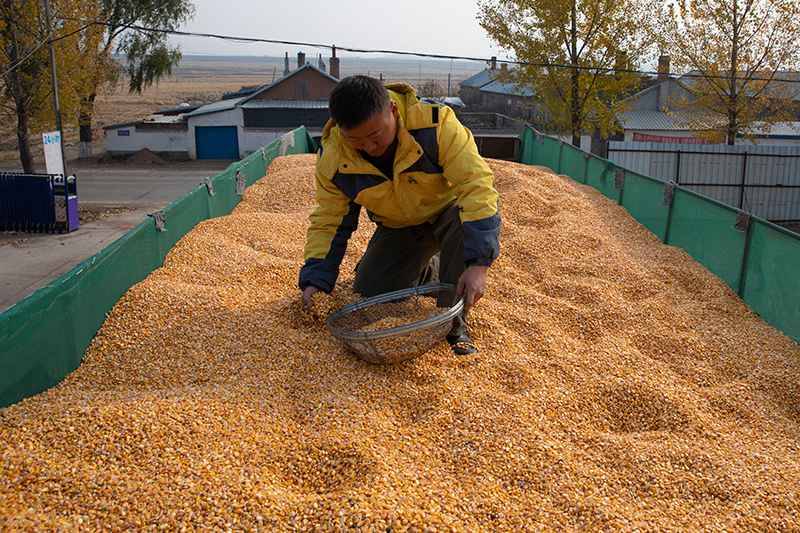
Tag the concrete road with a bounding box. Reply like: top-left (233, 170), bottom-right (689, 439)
top-left (69, 160), bottom-right (231, 206)
top-left (1, 160), bottom-right (236, 311)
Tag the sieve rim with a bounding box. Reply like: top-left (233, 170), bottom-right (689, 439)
top-left (326, 282), bottom-right (464, 341)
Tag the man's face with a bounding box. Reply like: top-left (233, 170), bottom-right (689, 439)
top-left (340, 102), bottom-right (397, 158)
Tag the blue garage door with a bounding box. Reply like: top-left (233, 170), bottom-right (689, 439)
top-left (195, 126), bottom-right (239, 160)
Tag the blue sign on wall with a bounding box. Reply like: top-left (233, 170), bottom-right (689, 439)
top-left (118, 129), bottom-right (130, 137)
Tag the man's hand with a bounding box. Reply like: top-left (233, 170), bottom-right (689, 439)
top-left (302, 286), bottom-right (321, 309)
top-left (456, 265), bottom-right (489, 310)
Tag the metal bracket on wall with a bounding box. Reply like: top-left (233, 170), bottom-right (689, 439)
top-left (235, 171), bottom-right (245, 196)
top-left (735, 211), bottom-right (751, 232)
top-left (663, 182), bottom-right (676, 206)
top-left (149, 211), bottom-right (166, 232)
top-left (279, 131), bottom-right (296, 156)
top-left (203, 177), bottom-right (215, 196)
top-left (614, 169), bottom-right (625, 190)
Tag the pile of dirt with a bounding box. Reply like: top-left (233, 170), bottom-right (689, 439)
top-left (78, 205), bottom-right (136, 224)
top-left (126, 148), bottom-right (166, 165)
top-left (1, 154), bottom-right (798, 530)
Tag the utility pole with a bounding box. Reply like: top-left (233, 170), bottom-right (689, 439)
top-left (42, 0), bottom-right (67, 176)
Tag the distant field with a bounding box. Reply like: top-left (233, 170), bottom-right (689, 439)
top-left (1, 54), bottom-right (486, 166)
top-left (172, 54), bottom-right (485, 85)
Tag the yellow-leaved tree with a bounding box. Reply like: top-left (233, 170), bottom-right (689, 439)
top-left (0, 0), bottom-right (82, 171)
top-left (54, 0), bottom-right (194, 157)
top-left (477, 0), bottom-right (658, 146)
top-left (657, 0), bottom-right (800, 145)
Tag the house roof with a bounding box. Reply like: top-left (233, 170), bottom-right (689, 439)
top-left (620, 77), bottom-right (674, 105)
top-left (618, 110), bottom-right (721, 131)
top-left (240, 64), bottom-right (339, 105)
top-left (184, 96), bottom-right (246, 118)
top-left (480, 79), bottom-right (535, 97)
top-left (461, 69), bottom-right (497, 88)
top-left (103, 114), bottom-right (187, 130)
top-left (240, 100), bottom-right (328, 109)
top-left (745, 121), bottom-right (800, 138)
top-left (222, 85), bottom-right (262, 100)
top-left (157, 103), bottom-right (201, 115)
top-left (103, 121), bottom-right (138, 130)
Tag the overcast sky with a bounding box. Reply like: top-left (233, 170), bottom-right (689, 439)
top-left (170, 0), bottom-right (500, 58)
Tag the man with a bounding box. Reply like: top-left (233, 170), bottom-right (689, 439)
top-left (299, 76), bottom-right (500, 355)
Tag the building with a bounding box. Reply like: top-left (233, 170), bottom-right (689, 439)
top-left (104, 53), bottom-right (340, 160)
top-left (459, 58), bottom-right (499, 107)
top-left (617, 56), bottom-right (800, 144)
top-left (459, 58), bottom-right (540, 121)
top-left (477, 75), bottom-right (537, 120)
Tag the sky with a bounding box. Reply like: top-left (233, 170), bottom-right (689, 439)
top-left (169, 0), bottom-right (501, 59)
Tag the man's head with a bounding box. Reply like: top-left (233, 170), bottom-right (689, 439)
top-left (329, 75), bottom-right (397, 157)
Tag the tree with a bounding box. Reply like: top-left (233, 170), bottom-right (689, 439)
top-left (656, 0), bottom-right (800, 145)
top-left (56, 0), bottom-right (194, 157)
top-left (478, 0), bottom-right (657, 146)
top-left (1, 1), bottom-right (44, 171)
top-left (0, 0), bottom-right (80, 171)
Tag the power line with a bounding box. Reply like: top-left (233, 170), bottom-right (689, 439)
top-left (58, 16), bottom-right (800, 86)
top-left (50, 22), bottom-right (97, 44)
top-left (4, 16), bottom-right (800, 87)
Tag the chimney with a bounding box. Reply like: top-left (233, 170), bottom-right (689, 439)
top-left (297, 51), bottom-right (306, 68)
top-left (283, 52), bottom-right (290, 75)
top-left (658, 54), bottom-right (670, 80)
top-left (490, 56), bottom-right (497, 70)
top-left (318, 53), bottom-right (326, 72)
top-left (329, 45), bottom-right (340, 79)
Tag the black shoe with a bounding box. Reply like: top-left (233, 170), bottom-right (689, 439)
top-left (447, 317), bottom-right (478, 356)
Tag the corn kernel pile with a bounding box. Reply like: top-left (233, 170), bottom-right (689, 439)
top-left (2, 155), bottom-right (799, 530)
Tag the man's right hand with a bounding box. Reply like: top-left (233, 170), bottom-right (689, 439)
top-left (302, 286), bottom-right (321, 309)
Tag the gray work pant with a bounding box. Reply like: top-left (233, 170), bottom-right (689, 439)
top-left (354, 204), bottom-right (465, 315)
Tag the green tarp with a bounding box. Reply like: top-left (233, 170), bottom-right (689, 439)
top-left (0, 127), bottom-right (316, 407)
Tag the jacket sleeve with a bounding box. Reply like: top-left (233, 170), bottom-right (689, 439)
top-left (437, 106), bottom-right (501, 267)
top-left (298, 166), bottom-right (360, 293)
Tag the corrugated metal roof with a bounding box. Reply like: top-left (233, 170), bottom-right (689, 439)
top-left (157, 103), bottom-right (201, 115)
top-left (460, 69), bottom-right (496, 88)
top-left (103, 114), bottom-right (187, 130)
top-left (748, 121), bottom-right (800, 137)
top-left (618, 110), bottom-right (721, 131)
top-left (480, 80), bottom-right (535, 97)
top-left (184, 97), bottom-right (245, 118)
top-left (240, 100), bottom-right (328, 109)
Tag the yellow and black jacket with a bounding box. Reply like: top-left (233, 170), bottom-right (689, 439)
top-left (299, 83), bottom-right (501, 293)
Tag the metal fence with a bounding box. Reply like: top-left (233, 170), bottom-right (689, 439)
top-left (608, 142), bottom-right (800, 224)
top-left (0, 172), bottom-right (79, 233)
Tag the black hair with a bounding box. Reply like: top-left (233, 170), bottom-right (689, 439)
top-left (329, 75), bottom-right (390, 129)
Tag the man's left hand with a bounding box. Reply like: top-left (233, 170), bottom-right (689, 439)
top-left (456, 265), bottom-right (489, 310)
